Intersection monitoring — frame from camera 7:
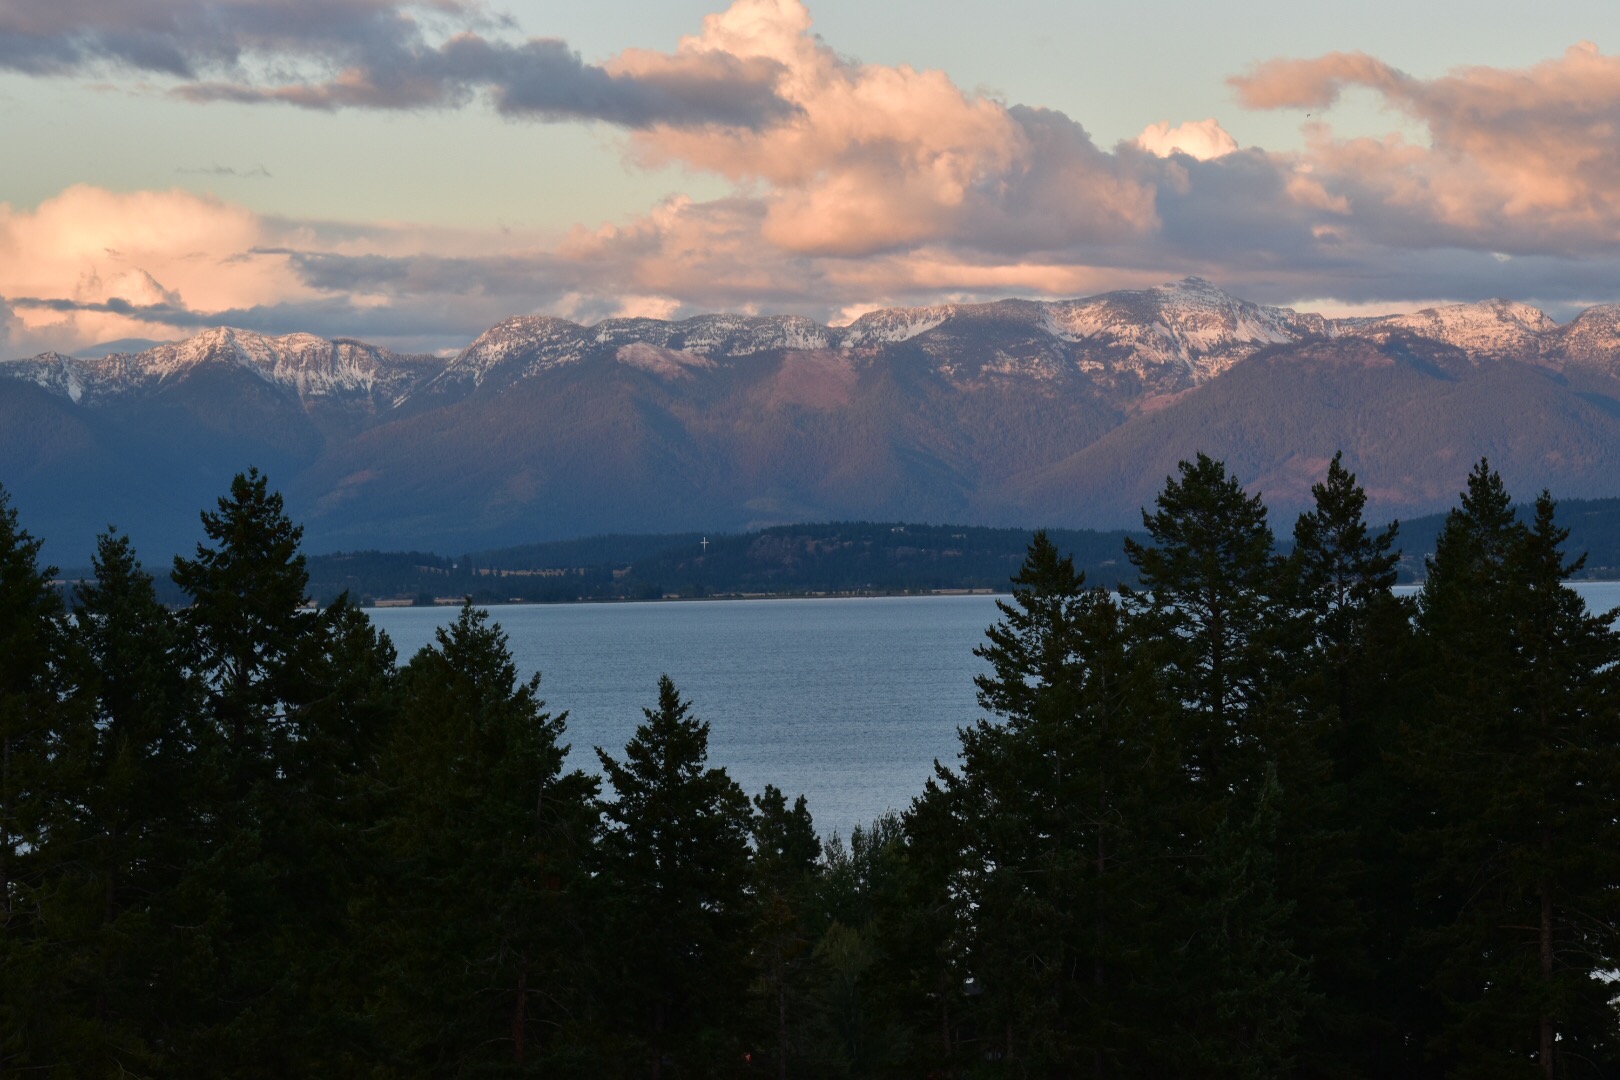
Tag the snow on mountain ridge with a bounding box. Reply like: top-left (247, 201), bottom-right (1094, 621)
top-left (1558, 305), bottom-right (1620, 368)
top-left (13, 282), bottom-right (1620, 411)
top-left (838, 305), bottom-right (955, 346)
top-left (5, 327), bottom-right (441, 407)
top-left (1360, 299), bottom-right (1560, 357)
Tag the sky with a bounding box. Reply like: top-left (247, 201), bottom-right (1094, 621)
top-left (2, 0), bottom-right (1619, 355)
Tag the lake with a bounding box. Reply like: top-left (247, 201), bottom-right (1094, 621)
top-left (370, 583), bottom-right (1620, 841)
top-left (369, 595), bottom-right (1001, 840)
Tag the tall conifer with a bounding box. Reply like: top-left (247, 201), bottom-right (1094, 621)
top-left (370, 601), bottom-right (594, 1073)
top-left (1122, 456), bottom-right (1310, 1075)
top-left (749, 785), bottom-right (820, 1079)
top-left (166, 469), bottom-right (348, 1074)
top-left (931, 531), bottom-right (1179, 1072)
top-left (36, 531), bottom-right (204, 1073)
top-left (1284, 453), bottom-right (1424, 1076)
top-left (0, 486), bottom-right (71, 1075)
top-left (596, 675), bottom-right (754, 1077)
top-left (1411, 469), bottom-right (1620, 1076)
top-left (1123, 452), bottom-right (1283, 790)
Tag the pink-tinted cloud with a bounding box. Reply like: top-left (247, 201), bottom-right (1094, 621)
top-left (1230, 52), bottom-right (1407, 110)
top-left (0, 185), bottom-right (312, 351)
top-left (9, 1), bottom-right (1620, 355)
top-left (1233, 42), bottom-right (1620, 252)
top-left (608, 0), bottom-right (1163, 264)
top-left (0, 185), bottom-right (567, 355)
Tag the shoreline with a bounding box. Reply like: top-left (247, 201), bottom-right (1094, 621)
top-left (360, 586), bottom-right (1010, 609)
top-left (355, 580), bottom-right (1620, 611)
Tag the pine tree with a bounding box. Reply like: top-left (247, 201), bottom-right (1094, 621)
top-left (748, 785), bottom-right (820, 1080)
top-left (595, 675), bottom-right (754, 1078)
top-left (1411, 472), bottom-right (1620, 1076)
top-left (1284, 453), bottom-right (1424, 1077)
top-left (35, 530), bottom-right (205, 1073)
top-left (1184, 766), bottom-right (1308, 1079)
top-left (166, 469), bottom-right (370, 1075)
top-left (171, 466), bottom-right (310, 780)
top-left (928, 531), bottom-right (1180, 1073)
top-left (265, 594), bottom-right (403, 1073)
top-left (806, 813), bottom-right (935, 1077)
top-left (0, 485), bottom-right (72, 1075)
top-left (1121, 457), bottom-right (1311, 1076)
top-left (1290, 451), bottom-right (1407, 721)
top-left (370, 601), bottom-right (595, 1073)
top-left (1123, 452), bottom-right (1283, 792)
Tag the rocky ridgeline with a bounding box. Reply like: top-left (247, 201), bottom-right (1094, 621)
top-left (12, 278), bottom-right (1620, 412)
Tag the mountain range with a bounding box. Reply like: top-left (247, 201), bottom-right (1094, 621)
top-left (6, 277), bottom-right (1620, 563)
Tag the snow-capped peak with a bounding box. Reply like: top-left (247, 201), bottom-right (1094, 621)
top-left (3, 327), bottom-right (442, 407)
top-left (11, 283), bottom-right (1620, 413)
top-left (1360, 299), bottom-right (1558, 357)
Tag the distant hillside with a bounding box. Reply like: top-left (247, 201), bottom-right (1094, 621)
top-left (75, 493), bottom-right (1620, 611)
top-left (302, 497), bottom-right (1620, 607)
top-left (303, 522), bottom-right (1145, 606)
top-left (1393, 496), bottom-right (1620, 581)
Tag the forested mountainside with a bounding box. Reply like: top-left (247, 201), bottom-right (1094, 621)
top-left (7, 278), bottom-right (1620, 563)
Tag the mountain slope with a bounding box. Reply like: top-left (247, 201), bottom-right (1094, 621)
top-left (6, 279), bottom-right (1620, 561)
top-left (1015, 335), bottom-right (1620, 525)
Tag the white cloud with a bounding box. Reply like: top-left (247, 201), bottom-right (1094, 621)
top-left (1136, 118), bottom-right (1240, 161)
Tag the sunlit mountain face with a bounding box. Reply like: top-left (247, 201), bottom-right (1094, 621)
top-left (6, 279), bottom-right (1620, 563)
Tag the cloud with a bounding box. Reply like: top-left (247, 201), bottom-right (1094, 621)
top-left (0, 185), bottom-right (544, 355)
top-left (9, 2), bottom-right (1620, 355)
top-left (0, 0), bottom-right (490, 79)
top-left (1229, 51), bottom-right (1406, 110)
top-left (0, 185), bottom-right (321, 354)
top-left (1231, 42), bottom-right (1620, 254)
top-left (1136, 119), bottom-right (1239, 161)
top-left (2, 0), bottom-right (795, 128)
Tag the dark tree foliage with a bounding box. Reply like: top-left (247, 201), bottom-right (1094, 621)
top-left (172, 466), bottom-right (310, 773)
top-left (808, 812), bottom-right (939, 1077)
top-left (1289, 451), bottom-right (1407, 720)
top-left (748, 785), bottom-right (821, 1079)
top-left (1120, 456), bottom-right (1312, 1076)
top-left (4, 457), bottom-right (1620, 1080)
top-left (596, 676), bottom-right (755, 1078)
top-left (35, 532), bottom-right (205, 1073)
top-left (1123, 451), bottom-right (1284, 790)
top-left (164, 470), bottom-right (403, 1075)
top-left (370, 601), bottom-right (597, 1075)
top-left (923, 531), bottom-right (1184, 1073)
top-left (0, 485), bottom-right (72, 1075)
top-left (1281, 454), bottom-right (1427, 1078)
top-left (1410, 465), bottom-right (1620, 1078)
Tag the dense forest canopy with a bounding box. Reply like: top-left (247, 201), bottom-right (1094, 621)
top-left (2, 453), bottom-right (1619, 1077)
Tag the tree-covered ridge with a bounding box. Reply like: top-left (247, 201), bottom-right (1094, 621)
top-left (297, 522), bottom-right (1147, 608)
top-left (2, 456), bottom-right (1619, 1076)
top-left (283, 500), bottom-right (1620, 607)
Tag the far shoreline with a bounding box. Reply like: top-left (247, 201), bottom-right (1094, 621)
top-left (358, 581), bottom-right (1620, 611)
top-left (361, 586), bottom-right (1009, 610)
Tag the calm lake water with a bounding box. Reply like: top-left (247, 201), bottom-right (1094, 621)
top-left (369, 595), bottom-right (1000, 840)
top-left (369, 583), bottom-right (1620, 841)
